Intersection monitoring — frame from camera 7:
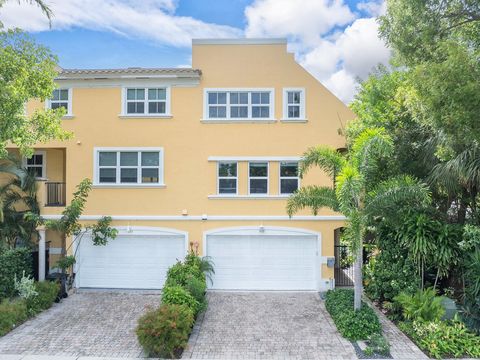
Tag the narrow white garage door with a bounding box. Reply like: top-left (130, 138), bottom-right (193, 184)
top-left (206, 232), bottom-right (318, 290)
top-left (75, 231), bottom-right (186, 289)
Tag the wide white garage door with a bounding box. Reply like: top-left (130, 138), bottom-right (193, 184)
top-left (75, 229), bottom-right (186, 289)
top-left (206, 229), bottom-right (319, 290)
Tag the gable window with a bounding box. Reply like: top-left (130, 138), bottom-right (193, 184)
top-left (249, 162), bottom-right (268, 194)
top-left (95, 148), bottom-right (164, 186)
top-left (205, 89), bottom-right (274, 120)
top-left (24, 151), bottom-right (46, 179)
top-left (280, 162), bottom-right (299, 194)
top-left (123, 87), bottom-right (170, 116)
top-left (283, 88), bottom-right (305, 120)
top-left (47, 89), bottom-right (72, 116)
top-left (218, 162), bottom-right (237, 194)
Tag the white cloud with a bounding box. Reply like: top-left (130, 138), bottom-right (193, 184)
top-left (0, 0), bottom-right (241, 47)
top-left (246, 0), bottom-right (391, 103)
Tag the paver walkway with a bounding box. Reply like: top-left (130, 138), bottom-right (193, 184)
top-left (183, 292), bottom-right (357, 360)
top-left (0, 291), bottom-right (160, 358)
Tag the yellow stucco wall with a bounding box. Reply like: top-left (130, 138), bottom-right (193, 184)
top-left (18, 41), bottom-right (355, 285)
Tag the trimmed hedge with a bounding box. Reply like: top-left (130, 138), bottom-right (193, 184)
top-left (325, 289), bottom-right (382, 340)
top-left (0, 248), bottom-right (32, 300)
top-left (26, 281), bottom-right (60, 315)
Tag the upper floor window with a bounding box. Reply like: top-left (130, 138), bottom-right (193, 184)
top-left (218, 162), bottom-right (237, 194)
top-left (249, 162), bottom-right (268, 194)
top-left (283, 88), bottom-right (305, 120)
top-left (123, 87), bottom-right (170, 116)
top-left (280, 161), bottom-right (299, 194)
top-left (94, 148), bottom-right (164, 186)
top-left (24, 151), bottom-right (46, 179)
top-left (47, 89), bottom-right (72, 116)
top-left (205, 89), bottom-right (274, 120)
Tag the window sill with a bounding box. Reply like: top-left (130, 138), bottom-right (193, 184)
top-left (200, 118), bottom-right (276, 124)
top-left (62, 115), bottom-right (75, 120)
top-left (92, 184), bottom-right (166, 189)
top-left (118, 114), bottom-right (173, 119)
top-left (208, 195), bottom-right (291, 199)
top-left (280, 118), bottom-right (308, 123)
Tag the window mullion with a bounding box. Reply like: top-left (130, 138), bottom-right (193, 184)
top-left (226, 92), bottom-right (230, 120)
top-left (138, 152), bottom-right (141, 184)
top-left (116, 152), bottom-right (120, 184)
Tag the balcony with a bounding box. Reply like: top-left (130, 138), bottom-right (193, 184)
top-left (45, 182), bottom-right (66, 207)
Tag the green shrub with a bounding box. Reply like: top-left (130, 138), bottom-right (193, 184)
top-left (0, 248), bottom-right (32, 299)
top-left (136, 304), bottom-right (194, 358)
top-left (184, 252), bottom-right (215, 283)
top-left (394, 288), bottom-right (445, 322)
top-left (399, 319), bottom-right (480, 359)
top-left (165, 261), bottom-right (205, 288)
top-left (184, 276), bottom-right (206, 312)
top-left (14, 271), bottom-right (37, 300)
top-left (365, 333), bottom-right (390, 356)
top-left (26, 281), bottom-right (59, 315)
top-left (325, 289), bottom-right (382, 340)
top-left (0, 299), bottom-right (28, 336)
top-left (162, 285), bottom-right (199, 315)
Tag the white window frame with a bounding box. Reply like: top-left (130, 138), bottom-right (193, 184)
top-left (203, 88), bottom-right (275, 121)
top-left (23, 150), bottom-right (47, 180)
top-left (121, 87), bottom-right (171, 117)
top-left (282, 88), bottom-right (306, 121)
top-left (46, 88), bottom-right (73, 117)
top-left (93, 147), bottom-right (165, 187)
top-left (248, 162), bottom-right (269, 195)
top-left (217, 161), bottom-right (238, 195)
top-left (279, 161), bottom-right (300, 195)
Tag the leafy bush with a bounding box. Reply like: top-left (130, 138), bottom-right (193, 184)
top-left (365, 333), bottom-right (390, 356)
top-left (14, 271), bottom-right (37, 300)
top-left (162, 285), bottom-right (199, 315)
top-left (394, 288), bottom-right (445, 322)
top-left (0, 299), bottom-right (28, 336)
top-left (165, 261), bottom-right (205, 288)
top-left (26, 281), bottom-right (59, 315)
top-left (0, 248), bottom-right (32, 299)
top-left (325, 289), bottom-right (382, 340)
top-left (136, 304), bottom-right (194, 358)
top-left (184, 252), bottom-right (214, 284)
top-left (184, 276), bottom-right (206, 313)
top-left (399, 319), bottom-right (480, 359)
top-left (461, 295), bottom-right (480, 335)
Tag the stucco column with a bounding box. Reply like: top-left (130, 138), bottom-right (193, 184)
top-left (38, 227), bottom-right (46, 281)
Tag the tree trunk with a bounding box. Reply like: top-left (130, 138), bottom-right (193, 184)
top-left (353, 240), bottom-right (363, 311)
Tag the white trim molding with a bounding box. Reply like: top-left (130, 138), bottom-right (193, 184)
top-left (23, 150), bottom-right (47, 180)
top-left (45, 88), bottom-right (73, 118)
top-left (120, 86), bottom-right (171, 117)
top-left (208, 156), bottom-right (301, 162)
top-left (193, 38), bottom-right (287, 45)
top-left (41, 214), bottom-right (346, 221)
top-left (208, 195), bottom-right (289, 200)
top-left (282, 88), bottom-right (306, 121)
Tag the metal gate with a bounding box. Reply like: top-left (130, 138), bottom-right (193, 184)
top-left (334, 245), bottom-right (354, 287)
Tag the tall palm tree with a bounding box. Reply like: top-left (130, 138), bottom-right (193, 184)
top-left (287, 128), bottom-right (431, 310)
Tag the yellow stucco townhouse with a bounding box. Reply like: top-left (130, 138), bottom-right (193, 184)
top-left (19, 38), bottom-right (355, 292)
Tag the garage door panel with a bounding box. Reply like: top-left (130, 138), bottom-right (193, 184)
top-left (207, 233), bottom-right (318, 290)
top-left (76, 233), bottom-right (185, 289)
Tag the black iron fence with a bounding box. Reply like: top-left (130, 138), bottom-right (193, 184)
top-left (334, 245), bottom-right (354, 287)
top-left (45, 182), bottom-right (66, 206)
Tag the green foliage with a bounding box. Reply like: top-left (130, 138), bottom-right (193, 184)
top-left (25, 281), bottom-right (59, 315)
top-left (55, 255), bottom-right (76, 271)
top-left (184, 252), bottom-right (214, 284)
top-left (136, 304), bottom-right (194, 358)
top-left (14, 271), bottom-right (37, 300)
top-left (0, 248), bottom-right (32, 299)
top-left (162, 285), bottom-right (199, 316)
top-left (0, 29), bottom-right (71, 157)
top-left (184, 276), bottom-right (206, 311)
top-left (90, 216), bottom-right (118, 246)
top-left (0, 298), bottom-right (28, 336)
top-left (400, 319), bottom-right (480, 359)
top-left (165, 261), bottom-right (205, 288)
top-left (365, 333), bottom-right (390, 356)
top-left (324, 289), bottom-right (382, 340)
top-left (394, 288), bottom-right (445, 322)
top-left (461, 295), bottom-right (480, 335)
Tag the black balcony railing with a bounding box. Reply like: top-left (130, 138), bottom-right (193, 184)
top-left (45, 182), bottom-right (66, 206)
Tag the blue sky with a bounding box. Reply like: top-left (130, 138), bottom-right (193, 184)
top-left (0, 0), bottom-right (390, 103)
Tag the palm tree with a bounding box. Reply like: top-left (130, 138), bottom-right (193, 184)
top-left (0, 0), bottom-right (52, 22)
top-left (287, 128), bottom-right (431, 310)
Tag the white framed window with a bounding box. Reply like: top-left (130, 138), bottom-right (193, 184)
top-left (24, 151), bottom-right (46, 179)
top-left (280, 161), bottom-right (299, 194)
top-left (94, 148), bottom-right (164, 186)
top-left (122, 87), bottom-right (170, 117)
top-left (47, 88), bottom-right (72, 116)
top-left (217, 162), bottom-right (237, 194)
top-left (204, 89), bottom-right (274, 120)
top-left (283, 88), bottom-right (305, 120)
top-left (248, 162), bottom-right (268, 195)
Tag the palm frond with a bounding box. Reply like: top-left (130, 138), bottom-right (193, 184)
top-left (286, 185), bottom-right (338, 216)
top-left (299, 146), bottom-right (345, 179)
top-left (365, 175), bottom-right (431, 217)
top-left (18, 0), bottom-right (53, 23)
top-left (335, 165), bottom-right (362, 215)
top-left (351, 128), bottom-right (394, 176)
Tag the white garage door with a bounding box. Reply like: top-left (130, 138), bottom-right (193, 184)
top-left (75, 228), bottom-right (186, 289)
top-left (206, 228), bottom-right (319, 290)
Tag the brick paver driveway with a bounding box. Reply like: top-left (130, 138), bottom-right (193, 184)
top-left (0, 291), bottom-right (160, 358)
top-left (183, 292), bottom-right (357, 360)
